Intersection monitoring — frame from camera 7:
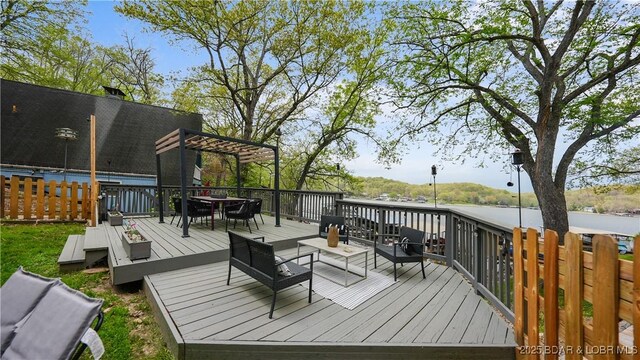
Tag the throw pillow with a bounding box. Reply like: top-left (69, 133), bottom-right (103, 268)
top-left (399, 236), bottom-right (410, 254)
top-left (274, 255), bottom-right (292, 276)
top-left (338, 225), bottom-right (347, 235)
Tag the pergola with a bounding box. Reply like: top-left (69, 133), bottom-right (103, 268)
top-left (155, 128), bottom-right (280, 237)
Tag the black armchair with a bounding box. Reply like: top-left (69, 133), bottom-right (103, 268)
top-left (318, 215), bottom-right (349, 244)
top-left (225, 200), bottom-right (255, 233)
top-left (187, 199), bottom-right (210, 226)
top-left (374, 226), bottom-right (426, 281)
top-left (250, 198), bottom-right (265, 224)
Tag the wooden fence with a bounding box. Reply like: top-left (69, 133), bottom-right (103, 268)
top-left (1, 175), bottom-right (93, 221)
top-left (514, 227), bottom-right (640, 359)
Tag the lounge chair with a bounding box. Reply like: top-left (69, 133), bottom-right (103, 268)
top-left (0, 267), bottom-right (104, 360)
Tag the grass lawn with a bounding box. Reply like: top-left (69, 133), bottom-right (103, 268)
top-left (0, 223), bottom-right (173, 360)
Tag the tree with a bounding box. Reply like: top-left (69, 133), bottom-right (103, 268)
top-left (118, 0), bottom-right (385, 189)
top-left (387, 0), bottom-right (640, 235)
top-left (102, 35), bottom-right (165, 104)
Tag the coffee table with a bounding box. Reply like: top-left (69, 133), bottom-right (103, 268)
top-left (297, 237), bottom-right (368, 287)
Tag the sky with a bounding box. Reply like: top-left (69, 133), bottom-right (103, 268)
top-left (85, 1), bottom-right (535, 192)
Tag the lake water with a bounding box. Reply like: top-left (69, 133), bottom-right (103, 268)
top-left (342, 198), bottom-right (640, 236)
top-left (446, 204), bottom-right (640, 236)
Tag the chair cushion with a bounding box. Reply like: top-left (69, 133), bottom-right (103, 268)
top-left (0, 267), bottom-right (59, 354)
top-left (2, 282), bottom-right (103, 360)
top-left (376, 244), bottom-right (411, 258)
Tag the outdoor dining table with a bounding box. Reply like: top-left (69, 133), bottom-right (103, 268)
top-left (191, 196), bottom-right (246, 230)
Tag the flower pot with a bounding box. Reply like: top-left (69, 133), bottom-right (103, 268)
top-left (121, 233), bottom-right (151, 260)
top-left (108, 211), bottom-right (123, 226)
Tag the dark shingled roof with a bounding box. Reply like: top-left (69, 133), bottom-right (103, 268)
top-left (1, 79), bottom-right (202, 185)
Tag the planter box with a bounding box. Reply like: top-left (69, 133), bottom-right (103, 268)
top-left (108, 212), bottom-right (124, 226)
top-left (121, 233), bottom-right (151, 260)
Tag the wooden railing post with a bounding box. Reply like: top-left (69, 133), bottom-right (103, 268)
top-left (60, 181), bottom-right (68, 220)
top-left (36, 179), bottom-right (45, 219)
top-left (71, 181), bottom-right (78, 220)
top-left (592, 234), bottom-right (619, 360)
top-left (525, 228), bottom-right (540, 355)
top-left (474, 227), bottom-right (483, 295)
top-left (564, 232), bottom-right (583, 360)
top-left (513, 227), bottom-right (524, 347)
top-left (0, 175), bottom-right (5, 218)
top-left (48, 180), bottom-right (57, 220)
top-left (543, 230), bottom-right (559, 360)
top-left (23, 177), bottom-right (33, 219)
top-left (9, 176), bottom-right (19, 219)
top-left (634, 235), bottom-right (640, 356)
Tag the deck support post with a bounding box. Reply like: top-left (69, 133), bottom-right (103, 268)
top-left (235, 154), bottom-right (241, 197)
top-left (156, 154), bottom-right (164, 223)
top-left (474, 227), bottom-right (483, 295)
top-left (444, 213), bottom-right (454, 267)
top-left (179, 129), bottom-right (189, 237)
top-left (274, 146), bottom-right (281, 227)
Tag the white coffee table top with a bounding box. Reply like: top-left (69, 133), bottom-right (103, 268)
top-left (298, 237), bottom-right (368, 258)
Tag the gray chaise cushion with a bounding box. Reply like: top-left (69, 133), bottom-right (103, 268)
top-left (0, 267), bottom-right (58, 354)
top-left (2, 282), bottom-right (103, 360)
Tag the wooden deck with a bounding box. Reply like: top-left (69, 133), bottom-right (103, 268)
top-left (144, 246), bottom-right (516, 360)
top-left (98, 216), bottom-right (318, 284)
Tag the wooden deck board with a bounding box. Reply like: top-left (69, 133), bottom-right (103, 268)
top-left (91, 215), bottom-right (318, 284)
top-left (145, 247), bottom-right (516, 358)
top-left (91, 214), bottom-right (516, 358)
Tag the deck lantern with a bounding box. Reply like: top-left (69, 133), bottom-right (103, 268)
top-left (431, 165), bottom-right (437, 208)
top-left (55, 127), bottom-right (78, 182)
top-left (511, 149), bottom-right (524, 228)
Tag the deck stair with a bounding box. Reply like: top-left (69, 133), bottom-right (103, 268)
top-left (58, 228), bottom-right (108, 272)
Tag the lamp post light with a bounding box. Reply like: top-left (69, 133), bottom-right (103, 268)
top-left (431, 165), bottom-right (437, 208)
top-left (55, 127), bottom-right (78, 182)
top-left (336, 163), bottom-right (341, 192)
top-left (511, 148), bottom-right (524, 228)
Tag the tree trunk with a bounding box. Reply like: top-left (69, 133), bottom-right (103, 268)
top-left (530, 170), bottom-right (569, 238)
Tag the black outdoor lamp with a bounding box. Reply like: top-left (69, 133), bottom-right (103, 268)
top-left (431, 165), bottom-right (437, 208)
top-left (55, 127), bottom-right (78, 182)
top-left (511, 148), bottom-right (524, 228)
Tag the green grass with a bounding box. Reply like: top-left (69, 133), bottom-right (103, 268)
top-left (620, 253), bottom-right (633, 261)
top-left (0, 223), bottom-right (173, 360)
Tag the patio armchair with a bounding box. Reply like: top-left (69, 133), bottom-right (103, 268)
top-left (170, 197), bottom-right (182, 226)
top-left (318, 215), bottom-right (349, 244)
top-left (1, 267), bottom-right (104, 360)
top-left (187, 199), bottom-right (211, 226)
top-left (374, 226), bottom-right (426, 281)
top-left (250, 198), bottom-right (265, 224)
top-left (224, 200), bottom-right (255, 233)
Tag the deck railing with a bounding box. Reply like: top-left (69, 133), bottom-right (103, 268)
top-left (100, 186), bottom-right (516, 320)
top-left (1, 175), bottom-right (93, 221)
top-left (336, 199), bottom-right (514, 322)
top-left (99, 184), bottom-right (342, 223)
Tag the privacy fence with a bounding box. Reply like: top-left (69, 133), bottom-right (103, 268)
top-left (1, 175), bottom-right (94, 221)
top-left (513, 228), bottom-right (640, 359)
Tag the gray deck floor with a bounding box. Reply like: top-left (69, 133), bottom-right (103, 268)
top-left (144, 246), bottom-right (516, 360)
top-left (100, 216), bottom-right (318, 284)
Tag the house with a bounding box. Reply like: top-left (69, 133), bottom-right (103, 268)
top-left (1, 79), bottom-right (202, 186)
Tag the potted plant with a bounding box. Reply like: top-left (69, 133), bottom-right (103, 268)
top-left (121, 220), bottom-right (151, 260)
top-left (107, 204), bottom-right (123, 226)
